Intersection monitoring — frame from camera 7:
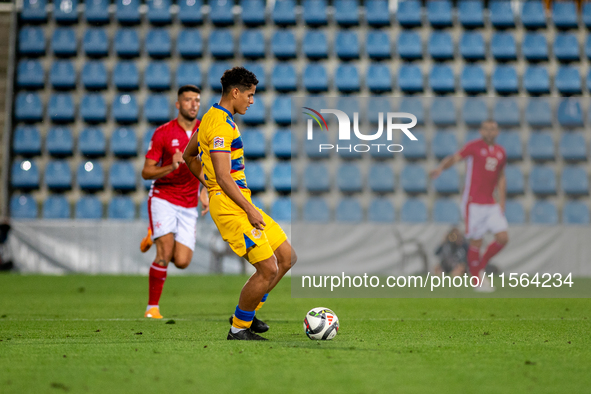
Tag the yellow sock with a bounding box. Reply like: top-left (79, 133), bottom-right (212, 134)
top-left (255, 293), bottom-right (268, 312)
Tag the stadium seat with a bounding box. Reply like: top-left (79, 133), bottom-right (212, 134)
top-left (460, 65), bottom-right (486, 94)
top-left (271, 197), bottom-right (292, 222)
top-left (271, 31), bottom-right (296, 59)
top-left (563, 201), bottom-right (590, 225)
top-left (271, 96), bottom-right (292, 125)
top-left (81, 61), bottom-right (107, 90)
top-left (176, 62), bottom-right (201, 88)
top-left (366, 96), bottom-right (391, 124)
top-left (114, 29), bottom-right (140, 58)
top-left (84, 0), bottom-right (109, 23)
top-left (178, 0), bottom-right (203, 25)
top-left (15, 92), bottom-right (43, 122)
top-left (505, 200), bottom-right (525, 224)
top-left (465, 130), bottom-right (481, 144)
top-left (337, 163), bottom-right (362, 193)
top-left (51, 28), bottom-right (77, 57)
top-left (398, 65), bottom-right (423, 93)
top-left (21, 0), bottom-right (47, 22)
top-left (366, 31), bottom-right (390, 60)
top-left (208, 62), bottom-right (231, 91)
top-left (427, 0), bottom-right (452, 27)
top-left (243, 63), bottom-right (266, 92)
top-left (562, 166), bottom-right (589, 196)
top-left (10, 194), bottom-right (37, 219)
top-left (177, 29), bottom-right (203, 58)
top-left (529, 166), bottom-right (556, 195)
top-left (241, 0), bottom-right (266, 26)
top-left (272, 130), bottom-right (293, 158)
top-left (303, 64), bottom-right (328, 92)
top-left (401, 164), bottom-right (427, 193)
top-left (496, 131), bottom-right (523, 161)
top-left (491, 33), bottom-right (517, 61)
top-left (556, 66), bottom-right (582, 95)
top-left (432, 131), bottom-right (457, 159)
top-left (303, 0), bottom-right (328, 26)
top-left (243, 163), bottom-right (266, 192)
top-left (522, 33), bottom-right (548, 61)
top-left (79, 128), bottom-right (106, 157)
top-left (19, 27), bottom-right (45, 56)
top-left (367, 164), bottom-right (394, 193)
top-left (429, 65), bottom-right (455, 93)
top-left (80, 94), bottom-right (107, 123)
top-left (584, 2), bottom-right (591, 28)
top-left (305, 131), bottom-right (330, 159)
top-left (145, 62), bottom-right (171, 91)
top-left (11, 159), bottom-right (40, 189)
top-left (521, 0), bottom-right (546, 29)
top-left (146, 29), bottom-right (171, 58)
top-left (139, 198), bottom-right (150, 220)
top-left (112, 61), bottom-right (139, 91)
top-left (433, 167), bottom-right (460, 194)
top-left (77, 161), bottom-right (104, 191)
top-left (242, 98), bottom-right (265, 125)
top-left (557, 98), bottom-right (583, 128)
top-left (554, 33), bottom-right (579, 62)
top-left (241, 129), bottom-right (266, 159)
top-left (335, 31), bottom-right (359, 60)
top-left (110, 161), bottom-right (137, 191)
top-left (397, 32), bottom-right (422, 60)
top-left (401, 129), bottom-right (426, 160)
top-left (83, 28), bottom-right (108, 57)
top-left (492, 66), bottom-right (518, 94)
top-left (111, 128), bottom-right (137, 157)
top-left (553, 1), bottom-right (578, 29)
top-left (586, 69), bottom-right (591, 92)
top-left (433, 198), bottom-right (460, 224)
top-left (459, 32), bottom-right (485, 61)
top-left (144, 95), bottom-right (170, 124)
top-left (75, 196), bottom-right (103, 219)
top-left (493, 98), bottom-right (520, 127)
top-left (462, 98), bottom-right (488, 126)
top-left (305, 163), bottom-right (330, 193)
top-left (45, 160), bottom-right (72, 191)
top-left (273, 0), bottom-right (296, 25)
top-left (12, 126), bottom-right (41, 156)
top-left (366, 64), bottom-right (392, 93)
top-left (397, 0), bottom-right (421, 27)
top-left (46, 127), bottom-right (73, 157)
top-left (210, 0), bottom-right (234, 25)
top-left (334, 0), bottom-right (359, 26)
top-left (17, 60), bottom-right (44, 89)
top-left (458, 0), bottom-right (484, 28)
top-left (560, 132), bottom-right (587, 161)
top-left (42, 196), bottom-right (70, 219)
top-left (271, 163), bottom-right (292, 193)
top-left (116, 0), bottom-right (140, 24)
top-left (48, 93), bottom-right (75, 123)
top-left (272, 64), bottom-right (297, 92)
top-left (504, 165), bottom-right (524, 195)
top-left (431, 98), bottom-right (456, 126)
top-left (240, 30), bottom-right (265, 59)
top-left (524, 66), bottom-right (550, 95)
top-left (530, 201), bottom-right (558, 225)
top-left (428, 32), bottom-right (453, 61)
top-left (366, 0), bottom-right (390, 27)
top-left (303, 31), bottom-right (328, 59)
top-left (525, 99), bottom-right (552, 128)
top-left (143, 128), bottom-right (156, 155)
top-left (400, 199), bottom-right (428, 223)
top-left (108, 196), bottom-right (136, 220)
top-left (335, 198), bottom-right (363, 222)
top-left (335, 65), bottom-right (360, 93)
top-left (303, 197), bottom-right (330, 222)
top-left (490, 0), bottom-right (515, 28)
top-left (147, 0), bottom-right (172, 24)
top-left (528, 132), bottom-right (555, 161)
top-left (368, 198), bottom-right (394, 222)
top-left (113, 94), bottom-right (139, 124)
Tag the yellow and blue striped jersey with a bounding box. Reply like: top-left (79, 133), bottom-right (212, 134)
top-left (197, 103), bottom-right (247, 193)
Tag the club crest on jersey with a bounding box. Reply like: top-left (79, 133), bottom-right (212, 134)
top-left (172, 139), bottom-right (179, 147)
top-left (214, 136), bottom-right (225, 149)
top-left (226, 116), bottom-right (236, 130)
top-left (251, 229), bottom-right (262, 239)
top-left (480, 148), bottom-right (488, 156)
top-left (496, 152), bottom-right (503, 159)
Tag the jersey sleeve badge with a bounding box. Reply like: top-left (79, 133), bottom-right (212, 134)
top-left (214, 136), bottom-right (225, 149)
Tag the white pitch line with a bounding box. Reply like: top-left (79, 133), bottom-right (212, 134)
top-left (0, 317), bottom-right (588, 322)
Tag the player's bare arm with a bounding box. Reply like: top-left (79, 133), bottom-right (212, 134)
top-left (199, 185), bottom-right (209, 216)
top-left (430, 153), bottom-right (463, 179)
top-left (183, 131), bottom-right (206, 185)
top-left (497, 167), bottom-right (506, 212)
top-left (141, 149), bottom-right (184, 180)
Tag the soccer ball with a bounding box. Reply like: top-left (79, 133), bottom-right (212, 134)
top-left (303, 307), bottom-right (339, 340)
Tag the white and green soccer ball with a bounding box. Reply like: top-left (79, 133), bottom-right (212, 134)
top-left (303, 307), bottom-right (339, 340)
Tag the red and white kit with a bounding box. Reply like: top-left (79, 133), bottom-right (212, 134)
top-left (145, 119), bottom-right (201, 250)
top-left (459, 139), bottom-right (508, 240)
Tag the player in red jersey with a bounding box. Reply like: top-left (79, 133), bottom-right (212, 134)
top-left (430, 120), bottom-right (509, 291)
top-left (140, 85), bottom-right (209, 318)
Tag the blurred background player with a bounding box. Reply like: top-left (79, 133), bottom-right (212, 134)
top-left (433, 227), bottom-right (468, 277)
top-left (430, 120), bottom-right (509, 292)
top-left (140, 85), bottom-right (209, 319)
top-left (183, 67), bottom-right (297, 340)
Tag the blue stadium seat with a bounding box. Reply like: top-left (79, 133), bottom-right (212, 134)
top-left (553, 1), bottom-right (578, 29)
top-left (490, 0), bottom-right (515, 28)
top-left (428, 32), bottom-right (453, 60)
top-left (176, 62), bottom-right (201, 88)
top-left (108, 196), bottom-right (136, 220)
top-left (432, 131), bottom-right (457, 159)
top-left (521, 1), bottom-right (546, 29)
top-left (243, 162), bottom-right (266, 192)
top-left (560, 132), bottom-right (587, 161)
top-left (398, 65), bottom-right (423, 93)
top-left (19, 27), bottom-right (45, 56)
top-left (335, 65), bottom-right (360, 93)
top-left (529, 166), bottom-right (556, 195)
top-left (240, 30), bottom-right (265, 59)
top-left (243, 63), bottom-right (265, 91)
top-left (144, 95), bottom-right (170, 124)
top-left (401, 129), bottom-right (426, 160)
top-left (271, 31), bottom-right (296, 59)
top-left (47, 127), bottom-right (73, 157)
top-left (528, 132), bottom-right (555, 161)
top-left (556, 66), bottom-right (582, 95)
top-left (45, 160), bottom-right (72, 191)
top-left (241, 0), bottom-right (266, 26)
top-left (80, 94), bottom-right (107, 123)
top-left (524, 66), bottom-right (550, 94)
top-left (116, 0), bottom-right (140, 24)
top-left (366, 31), bottom-right (390, 59)
top-left (111, 128), bottom-right (137, 157)
top-left (145, 62), bottom-right (171, 90)
top-left (303, 197), bottom-right (330, 222)
top-left (272, 130), bottom-right (293, 158)
top-left (113, 94), bottom-right (139, 123)
top-left (458, 0), bottom-right (484, 28)
top-left (557, 99), bottom-right (583, 128)
top-left (563, 201), bottom-right (590, 224)
top-left (504, 165), bottom-right (524, 195)
top-left (147, 0), bottom-right (172, 24)
top-left (146, 29), bottom-right (171, 58)
top-left (368, 198), bottom-right (394, 222)
top-left (335, 31), bottom-right (359, 60)
top-left (433, 167), bottom-right (460, 194)
top-left (335, 0), bottom-right (359, 26)
top-left (210, 0), bottom-right (234, 25)
top-left (462, 98), bottom-right (487, 126)
top-left (496, 131), bottom-right (522, 161)
top-left (11, 159), bottom-right (40, 189)
top-left (303, 64), bottom-right (328, 92)
top-left (273, 0), bottom-right (296, 25)
top-left (303, 0), bottom-right (328, 26)
top-left (75, 196), bottom-right (103, 219)
top-left (83, 28), bottom-right (108, 57)
top-left (21, 0), bottom-right (47, 22)
top-left (400, 198), bottom-right (428, 223)
top-left (142, 127), bottom-right (156, 155)
top-left (427, 0), bottom-right (452, 28)
top-left (493, 98), bottom-right (520, 127)
top-left (401, 164), bottom-right (427, 193)
top-left (397, 0), bottom-right (421, 27)
top-left (465, 130), bottom-right (481, 143)
top-left (15, 92), bottom-right (43, 122)
top-left (208, 62), bottom-right (231, 91)
top-left (110, 161), bottom-right (137, 191)
top-left (522, 33), bottom-right (548, 61)
top-left (42, 196), bottom-right (70, 219)
top-left (17, 60), bottom-right (44, 89)
top-left (554, 33), bottom-right (579, 62)
top-left (271, 163), bottom-right (293, 193)
top-left (77, 161), bottom-right (104, 190)
top-left (12, 126), bottom-right (41, 157)
top-left (459, 32), bottom-right (485, 61)
top-left (84, 0), bottom-right (109, 24)
top-left (305, 131), bottom-right (330, 159)
top-left (368, 164), bottom-right (394, 193)
top-left (241, 129), bottom-right (266, 159)
top-left (397, 32), bottom-right (422, 60)
top-left (113, 61), bottom-right (139, 90)
top-left (586, 68), bottom-right (591, 92)
top-left (433, 198), bottom-right (460, 224)
top-left (242, 98), bottom-right (265, 125)
top-left (337, 163), bottom-right (362, 193)
top-left (272, 64), bottom-right (297, 92)
top-left (51, 27), bottom-right (77, 57)
top-left (48, 93), bottom-right (75, 123)
top-left (530, 201), bottom-right (558, 224)
top-left (335, 198), bottom-right (363, 222)
top-left (272, 96), bottom-right (292, 125)
top-left (366, 96), bottom-right (391, 124)
top-left (562, 166), bottom-right (589, 196)
top-left (429, 65), bottom-right (455, 93)
top-left (79, 128), bottom-right (106, 157)
top-left (114, 29), bottom-right (139, 58)
top-left (461, 65), bottom-right (486, 94)
top-left (208, 29), bottom-right (234, 59)
top-left (303, 31), bottom-right (328, 59)
top-left (431, 98), bottom-right (456, 126)
top-left (504, 200), bottom-right (525, 224)
top-left (139, 198), bottom-right (150, 220)
top-left (366, 0), bottom-right (390, 27)
top-left (271, 197), bottom-right (292, 222)
top-left (178, 0), bottom-right (203, 25)
top-left (525, 99), bottom-right (552, 128)
top-left (10, 194), bottom-right (37, 219)
top-left (366, 64), bottom-right (392, 93)
top-left (81, 61), bottom-right (107, 90)
top-left (491, 33), bottom-right (517, 61)
top-left (585, 2), bottom-right (591, 28)
top-left (305, 163), bottom-right (330, 193)
top-left (177, 29), bottom-right (203, 58)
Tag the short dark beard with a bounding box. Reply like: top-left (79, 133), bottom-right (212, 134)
top-left (179, 109), bottom-right (196, 122)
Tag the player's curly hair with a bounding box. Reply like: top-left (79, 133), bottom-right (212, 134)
top-left (221, 67), bottom-right (259, 95)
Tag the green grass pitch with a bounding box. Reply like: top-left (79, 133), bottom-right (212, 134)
top-left (1, 274), bottom-right (590, 394)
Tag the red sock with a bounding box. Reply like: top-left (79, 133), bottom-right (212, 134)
top-left (148, 262), bottom-right (167, 306)
top-left (478, 241), bottom-right (505, 273)
top-left (467, 246), bottom-right (481, 277)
